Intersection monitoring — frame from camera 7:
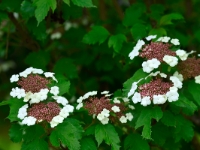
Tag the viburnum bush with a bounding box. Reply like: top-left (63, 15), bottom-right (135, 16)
top-left (1, 0), bottom-right (200, 150)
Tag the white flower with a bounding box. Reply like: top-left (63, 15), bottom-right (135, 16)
top-left (53, 96), bottom-right (68, 106)
top-left (100, 117), bottom-right (109, 125)
top-left (173, 71), bottom-right (183, 82)
top-left (146, 35), bottom-right (157, 41)
top-left (170, 76), bottom-right (182, 89)
top-left (171, 39), bottom-right (180, 45)
top-left (128, 82), bottom-right (137, 97)
top-left (163, 55), bottom-right (178, 67)
top-left (128, 105), bottom-right (135, 110)
top-left (101, 91), bottom-right (109, 94)
top-left (51, 32), bottom-right (62, 40)
top-left (123, 98), bottom-right (129, 102)
top-left (38, 88), bottom-right (49, 101)
top-left (166, 90), bottom-right (179, 102)
top-left (132, 92), bottom-right (141, 104)
top-left (29, 93), bottom-right (41, 104)
top-left (10, 74), bottom-right (19, 82)
top-left (148, 58), bottom-right (161, 69)
top-left (141, 96), bottom-right (151, 106)
top-left (77, 96), bottom-right (83, 103)
top-left (153, 95), bottom-right (167, 104)
top-left (176, 50), bottom-right (188, 61)
top-left (142, 61), bottom-right (154, 73)
top-left (50, 120), bottom-right (58, 128)
top-left (24, 92), bottom-right (33, 102)
top-left (129, 40), bottom-right (145, 60)
top-left (50, 86), bottom-right (59, 96)
top-left (101, 108), bottom-right (110, 117)
top-left (82, 91), bottom-right (97, 100)
top-left (113, 98), bottom-right (121, 103)
top-left (105, 94), bottom-right (112, 97)
top-left (18, 105), bottom-right (28, 119)
top-left (119, 116), bottom-right (127, 123)
top-left (10, 87), bottom-right (26, 99)
top-left (111, 106), bottom-right (120, 112)
top-left (157, 36), bottom-right (170, 43)
top-left (129, 49), bottom-right (139, 60)
top-left (169, 86), bottom-right (178, 92)
top-left (195, 75), bottom-right (200, 84)
top-left (126, 113), bottom-right (133, 121)
top-left (160, 73), bottom-right (167, 78)
top-left (97, 113), bottom-right (105, 121)
top-left (59, 108), bottom-right (70, 118)
top-left (44, 72), bottom-right (58, 82)
top-left (22, 116), bottom-right (37, 126)
top-left (32, 68), bottom-right (43, 74)
top-left (19, 67), bottom-right (33, 77)
top-left (64, 105), bottom-right (74, 113)
top-left (76, 103), bottom-right (83, 110)
top-left (52, 115), bottom-right (64, 123)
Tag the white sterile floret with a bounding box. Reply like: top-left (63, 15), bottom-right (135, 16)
top-left (22, 116), bottom-right (37, 126)
top-left (77, 96), bottom-right (83, 103)
top-left (128, 105), bottom-right (135, 110)
top-left (52, 115), bottom-right (64, 123)
top-left (125, 113), bottom-right (133, 121)
top-left (19, 67), bottom-right (33, 77)
top-left (141, 96), bottom-right (151, 106)
top-left (128, 82), bottom-right (137, 97)
top-left (97, 113), bottom-right (105, 121)
top-left (146, 35), bottom-right (157, 41)
top-left (157, 36), bottom-right (170, 43)
top-left (53, 96), bottom-right (68, 106)
top-left (24, 92), bottom-right (33, 102)
top-left (176, 49), bottom-right (188, 61)
top-left (142, 61), bottom-right (154, 73)
top-left (101, 91), bottom-right (109, 94)
top-left (195, 75), bottom-right (200, 84)
top-left (170, 76), bottom-right (183, 89)
top-left (10, 74), bottom-right (19, 83)
top-left (113, 98), bottom-right (121, 103)
top-left (153, 95), bottom-right (167, 104)
top-left (44, 72), bottom-right (58, 82)
top-left (101, 108), bottom-right (110, 117)
top-left (105, 94), bottom-right (112, 97)
top-left (32, 68), bottom-right (43, 74)
top-left (50, 86), bottom-right (59, 96)
top-left (171, 39), bottom-right (180, 45)
top-left (129, 39), bottom-right (145, 60)
top-left (18, 105), bottom-right (28, 119)
top-left (10, 87), bottom-right (26, 99)
top-left (64, 105), bottom-right (74, 113)
top-left (59, 107), bottom-right (69, 118)
top-left (163, 55), bottom-right (178, 67)
top-left (38, 88), bottom-right (49, 101)
top-left (166, 90), bottom-right (179, 102)
top-left (50, 120), bottom-right (58, 128)
top-left (29, 93), bottom-right (41, 104)
top-left (82, 91), bottom-right (97, 100)
top-left (100, 117), bottom-right (109, 125)
top-left (123, 98), bottom-right (129, 102)
top-left (148, 58), bottom-right (161, 69)
top-left (119, 116), bottom-right (127, 123)
top-left (132, 92), bottom-right (141, 104)
top-left (173, 71), bottom-right (183, 82)
top-left (51, 32), bottom-right (62, 40)
top-left (76, 103), bottom-right (83, 110)
top-left (111, 106), bottom-right (120, 112)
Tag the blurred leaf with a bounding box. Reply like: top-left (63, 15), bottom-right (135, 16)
top-left (54, 74), bottom-right (70, 95)
top-left (161, 111), bottom-right (176, 127)
top-left (124, 133), bottom-right (150, 150)
top-left (83, 26), bottom-right (110, 45)
top-left (0, 0), bottom-right (22, 11)
top-left (149, 28), bottom-right (167, 37)
top-left (159, 13), bottom-right (184, 26)
top-left (84, 125), bottom-right (95, 136)
top-left (9, 123), bottom-right (23, 143)
top-left (135, 106), bottom-right (163, 139)
top-left (108, 34), bottom-right (126, 53)
top-left (149, 4), bottom-right (165, 21)
top-left (50, 118), bottom-right (83, 150)
top-left (21, 139), bottom-right (48, 150)
top-left (71, 0), bottom-right (95, 7)
top-left (21, 0), bottom-right (35, 19)
top-left (53, 58), bottom-right (78, 79)
top-left (33, 0), bottom-right (57, 25)
top-left (188, 81), bottom-right (200, 106)
top-left (25, 51), bottom-right (50, 70)
top-left (80, 137), bottom-right (97, 150)
top-left (123, 3), bottom-right (146, 26)
top-left (131, 23), bottom-right (147, 40)
top-left (63, 0), bottom-right (70, 6)
top-left (95, 124), bottom-right (120, 150)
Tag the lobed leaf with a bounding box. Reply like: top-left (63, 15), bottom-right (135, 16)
top-left (108, 34), bottom-right (126, 53)
top-left (71, 0), bottom-right (95, 7)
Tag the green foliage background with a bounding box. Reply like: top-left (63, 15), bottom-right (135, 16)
top-left (1, 0), bottom-right (200, 149)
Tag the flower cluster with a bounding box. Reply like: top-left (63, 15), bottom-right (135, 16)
top-left (128, 35), bottom-right (193, 73)
top-left (128, 71), bottom-right (182, 106)
top-left (76, 91), bottom-right (134, 124)
top-left (10, 67), bottom-right (74, 127)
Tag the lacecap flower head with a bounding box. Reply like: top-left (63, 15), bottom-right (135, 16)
top-left (76, 91), bottom-right (134, 124)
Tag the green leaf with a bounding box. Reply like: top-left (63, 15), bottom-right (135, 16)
top-left (124, 133), bottom-right (150, 150)
top-left (131, 23), bottom-right (147, 40)
top-left (80, 137), bottom-right (97, 150)
top-left (82, 26), bottom-right (110, 45)
top-left (50, 118), bottom-right (83, 150)
top-left (53, 58), bottom-right (78, 79)
top-left (172, 92), bottom-right (197, 115)
top-left (9, 123), bottom-right (23, 143)
top-left (0, 0), bottom-right (22, 11)
top-left (95, 124), bottom-right (120, 150)
top-left (135, 106), bottom-right (163, 139)
top-left (21, 139), bottom-right (48, 150)
top-left (123, 3), bottom-right (146, 26)
top-left (33, 0), bottom-right (57, 25)
top-left (63, 0), bottom-right (70, 6)
top-left (159, 13), bottom-right (184, 26)
top-left (174, 115), bottom-right (194, 142)
top-left (108, 34), bottom-right (126, 53)
top-left (25, 51), bottom-right (50, 70)
top-left (54, 74), bottom-right (70, 95)
top-left (20, 0), bottom-right (35, 19)
top-left (161, 111), bottom-right (176, 127)
top-left (188, 81), bottom-right (200, 106)
top-left (149, 28), bottom-right (167, 37)
top-left (149, 4), bottom-right (165, 21)
top-left (71, 0), bottom-right (94, 7)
